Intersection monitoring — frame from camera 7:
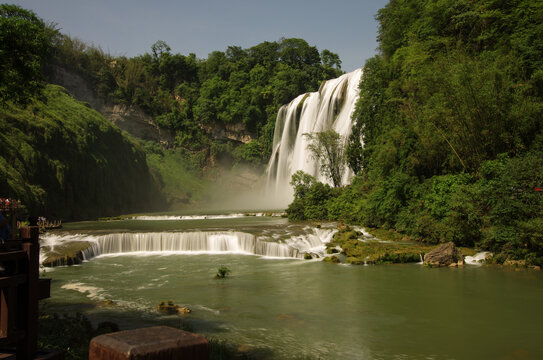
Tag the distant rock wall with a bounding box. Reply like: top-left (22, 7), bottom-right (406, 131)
top-left (48, 65), bottom-right (173, 143)
top-left (202, 121), bottom-right (253, 144)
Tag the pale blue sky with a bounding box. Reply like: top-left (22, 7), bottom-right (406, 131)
top-left (11, 0), bottom-right (389, 72)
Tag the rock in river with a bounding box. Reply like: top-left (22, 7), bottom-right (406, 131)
top-left (424, 242), bottom-right (464, 267)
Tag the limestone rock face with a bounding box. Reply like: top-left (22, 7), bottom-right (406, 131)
top-left (424, 242), bottom-right (464, 267)
top-left (49, 66), bottom-right (173, 143)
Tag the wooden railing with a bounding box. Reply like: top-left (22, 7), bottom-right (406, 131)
top-left (0, 227), bottom-right (61, 360)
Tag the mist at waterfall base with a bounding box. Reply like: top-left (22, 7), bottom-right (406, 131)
top-left (188, 164), bottom-right (286, 212)
top-left (265, 68), bottom-right (363, 207)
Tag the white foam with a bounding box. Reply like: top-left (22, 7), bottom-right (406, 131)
top-left (465, 252), bottom-right (492, 265)
top-left (194, 305), bottom-right (220, 315)
top-left (131, 212), bottom-right (284, 221)
top-left (132, 214), bottom-right (245, 221)
top-left (61, 282), bottom-right (106, 301)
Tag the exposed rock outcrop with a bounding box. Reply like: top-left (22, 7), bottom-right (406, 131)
top-left (202, 122), bottom-right (253, 144)
top-left (48, 65), bottom-right (173, 143)
top-left (424, 242), bottom-right (464, 267)
top-left (101, 103), bottom-right (172, 142)
top-left (40, 241), bottom-right (92, 267)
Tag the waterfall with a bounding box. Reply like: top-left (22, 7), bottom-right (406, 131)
top-left (266, 69), bottom-right (363, 206)
top-left (40, 229), bottom-right (337, 265)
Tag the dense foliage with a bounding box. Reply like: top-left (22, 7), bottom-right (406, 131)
top-left (290, 0), bottom-right (543, 265)
top-left (0, 3), bottom-right (345, 217)
top-left (0, 85), bottom-right (164, 219)
top-left (51, 36), bottom-right (343, 165)
top-left (304, 130), bottom-right (347, 188)
top-left (0, 4), bottom-right (56, 105)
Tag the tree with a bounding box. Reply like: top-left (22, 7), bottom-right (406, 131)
top-left (304, 130), bottom-right (347, 187)
top-left (151, 40), bottom-right (170, 60)
top-left (321, 49), bottom-right (342, 70)
top-left (0, 4), bottom-right (56, 105)
top-left (290, 170), bottom-right (316, 198)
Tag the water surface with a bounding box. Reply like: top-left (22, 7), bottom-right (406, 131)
top-left (44, 215), bottom-right (543, 359)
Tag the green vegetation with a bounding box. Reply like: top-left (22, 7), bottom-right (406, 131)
top-left (1, 4), bottom-right (164, 219)
top-left (286, 171), bottom-right (340, 221)
top-left (39, 312), bottom-right (119, 360)
top-left (326, 226), bottom-right (432, 265)
top-left (304, 130), bottom-right (347, 187)
top-left (0, 85), bottom-right (164, 219)
top-left (1, 4), bottom-right (344, 217)
top-left (0, 4), bottom-right (55, 105)
top-left (142, 141), bottom-right (212, 207)
top-left (52, 36), bottom-right (343, 166)
top-left (41, 240), bottom-right (91, 267)
top-left (289, 0), bottom-right (543, 266)
top-left (215, 266), bottom-right (231, 279)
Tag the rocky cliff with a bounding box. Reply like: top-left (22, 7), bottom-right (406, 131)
top-left (48, 65), bottom-right (173, 143)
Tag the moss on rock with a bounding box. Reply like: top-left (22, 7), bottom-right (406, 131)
top-left (323, 256), bottom-right (340, 263)
top-left (41, 241), bottom-right (92, 267)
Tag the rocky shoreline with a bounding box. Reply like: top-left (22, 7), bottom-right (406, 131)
top-left (322, 226), bottom-right (541, 270)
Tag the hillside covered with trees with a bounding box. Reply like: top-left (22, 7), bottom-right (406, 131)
top-left (0, 4), bottom-right (164, 218)
top-left (288, 0), bottom-right (543, 265)
top-left (51, 32), bottom-right (343, 168)
top-left (1, 3), bottom-right (343, 218)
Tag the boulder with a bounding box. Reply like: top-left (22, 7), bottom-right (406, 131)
top-left (424, 242), bottom-right (464, 267)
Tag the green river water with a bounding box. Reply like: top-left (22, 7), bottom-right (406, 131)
top-left (42, 214), bottom-right (543, 360)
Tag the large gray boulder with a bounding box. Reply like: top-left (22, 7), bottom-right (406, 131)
top-left (424, 242), bottom-right (464, 267)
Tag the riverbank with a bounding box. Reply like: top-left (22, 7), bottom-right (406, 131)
top-left (324, 225), bottom-right (541, 270)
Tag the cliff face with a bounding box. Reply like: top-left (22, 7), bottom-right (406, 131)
top-left (48, 66), bottom-right (173, 143)
top-left (0, 84), bottom-right (164, 219)
top-left (203, 121), bottom-right (253, 145)
top-left (49, 66), bottom-right (256, 146)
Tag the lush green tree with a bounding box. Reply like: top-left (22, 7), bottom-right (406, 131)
top-left (0, 4), bottom-right (57, 105)
top-left (305, 130), bottom-right (347, 187)
top-left (321, 49), bottom-right (342, 69)
top-left (286, 171), bottom-right (336, 221)
top-left (0, 85), bottom-right (164, 219)
top-left (295, 0), bottom-right (543, 264)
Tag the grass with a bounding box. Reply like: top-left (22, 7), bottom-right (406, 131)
top-left (145, 148), bottom-right (212, 207)
top-left (1, 84), bottom-right (163, 219)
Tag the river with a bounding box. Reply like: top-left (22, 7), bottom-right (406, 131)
top-left (41, 213), bottom-right (543, 359)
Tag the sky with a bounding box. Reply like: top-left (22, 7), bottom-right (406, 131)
top-left (11, 0), bottom-right (389, 72)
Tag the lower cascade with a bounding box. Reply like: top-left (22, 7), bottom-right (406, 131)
top-left (266, 68), bottom-right (363, 206)
top-left (40, 228), bottom-right (337, 265)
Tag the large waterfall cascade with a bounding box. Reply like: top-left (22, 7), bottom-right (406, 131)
top-left (266, 69), bottom-right (363, 205)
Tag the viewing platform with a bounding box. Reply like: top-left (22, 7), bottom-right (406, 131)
top-left (0, 226), bottom-right (61, 360)
top-left (0, 200), bottom-right (210, 359)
